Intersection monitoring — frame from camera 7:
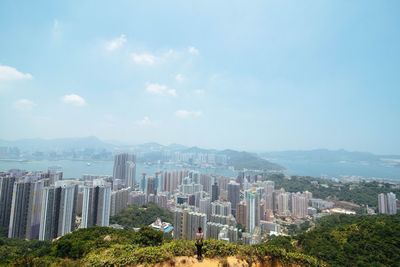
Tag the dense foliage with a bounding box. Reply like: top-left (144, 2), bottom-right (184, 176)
top-left (83, 239), bottom-right (325, 267)
top-left (297, 214), bottom-right (400, 267)
top-left (0, 226), bottom-right (163, 266)
top-left (2, 214), bottom-right (398, 266)
top-left (0, 237), bottom-right (52, 265)
top-left (110, 202), bottom-right (173, 229)
top-left (0, 226), bottom-right (323, 266)
top-left (264, 173), bottom-right (400, 207)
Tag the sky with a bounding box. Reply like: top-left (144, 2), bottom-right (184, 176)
top-left (0, 0), bottom-right (399, 154)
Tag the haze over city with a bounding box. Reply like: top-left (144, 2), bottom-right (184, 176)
top-left (1, 1), bottom-right (400, 154)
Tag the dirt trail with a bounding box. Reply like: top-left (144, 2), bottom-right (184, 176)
top-left (174, 256), bottom-right (246, 266)
top-left (148, 256), bottom-right (248, 267)
top-left (141, 256), bottom-right (296, 267)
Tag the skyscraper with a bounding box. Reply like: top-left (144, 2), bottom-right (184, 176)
top-left (236, 201), bottom-right (247, 228)
top-left (146, 176), bottom-right (157, 196)
top-left (245, 189), bottom-right (260, 233)
top-left (276, 191), bottom-right (290, 216)
top-left (173, 208), bottom-right (207, 240)
top-left (128, 191), bottom-right (147, 206)
top-left (378, 193), bottom-right (387, 214)
top-left (263, 181), bottom-right (275, 211)
top-left (211, 200), bottom-right (232, 216)
top-left (387, 192), bottom-right (397, 214)
top-left (161, 170), bottom-right (187, 193)
top-left (199, 197), bottom-right (211, 219)
top-left (227, 181), bottom-right (240, 216)
top-left (113, 153), bottom-right (136, 188)
top-left (200, 174), bottom-right (212, 194)
top-left (0, 176), bottom-right (16, 230)
top-left (378, 192), bottom-right (397, 214)
top-left (290, 192), bottom-right (308, 218)
top-left (48, 167), bottom-right (63, 185)
top-left (39, 181), bottom-right (79, 241)
top-left (110, 187), bottom-right (130, 216)
top-left (81, 181), bottom-right (111, 228)
top-left (9, 178), bottom-right (48, 239)
top-left (211, 182), bottom-right (219, 202)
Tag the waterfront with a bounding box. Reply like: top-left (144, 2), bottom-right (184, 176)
top-left (1, 159), bottom-right (399, 181)
top-left (0, 160), bottom-right (237, 178)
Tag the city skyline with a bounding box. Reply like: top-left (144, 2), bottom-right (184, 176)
top-left (1, 1), bottom-right (400, 154)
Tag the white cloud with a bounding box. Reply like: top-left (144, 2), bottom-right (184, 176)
top-left (62, 94), bottom-right (87, 107)
top-left (194, 89), bottom-right (205, 95)
top-left (145, 83), bottom-right (177, 97)
top-left (188, 46), bottom-right (199, 55)
top-left (0, 65), bottom-right (33, 81)
top-left (175, 74), bottom-right (184, 83)
top-left (131, 52), bottom-right (158, 65)
top-left (105, 34), bottom-right (127, 51)
top-left (136, 116), bottom-right (155, 126)
top-left (131, 47), bottom-right (197, 66)
top-left (13, 99), bottom-right (36, 111)
top-left (175, 109), bottom-right (202, 119)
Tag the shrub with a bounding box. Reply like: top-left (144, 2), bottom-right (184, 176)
top-left (202, 239), bottom-right (239, 258)
top-left (83, 244), bottom-right (172, 266)
top-left (132, 226), bottom-right (163, 247)
top-left (163, 240), bottom-right (196, 256)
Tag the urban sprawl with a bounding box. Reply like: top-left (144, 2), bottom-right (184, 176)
top-left (0, 153), bottom-right (397, 244)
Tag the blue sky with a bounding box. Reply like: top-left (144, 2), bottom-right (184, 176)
top-left (0, 0), bottom-right (399, 154)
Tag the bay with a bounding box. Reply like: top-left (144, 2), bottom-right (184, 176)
top-left (0, 160), bottom-right (237, 179)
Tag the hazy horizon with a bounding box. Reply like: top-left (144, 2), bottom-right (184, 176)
top-left (2, 135), bottom-right (400, 156)
top-left (1, 1), bottom-right (400, 154)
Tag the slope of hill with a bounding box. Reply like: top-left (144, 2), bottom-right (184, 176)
top-left (223, 149), bottom-right (284, 171)
top-left (3, 214), bottom-right (399, 267)
top-left (297, 214), bottom-right (400, 267)
top-left (0, 226), bottom-right (323, 267)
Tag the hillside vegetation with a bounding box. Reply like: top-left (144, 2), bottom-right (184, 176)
top-left (0, 226), bottom-right (323, 266)
top-left (1, 214), bottom-right (398, 266)
top-left (110, 203), bottom-right (173, 229)
top-left (297, 214), bottom-right (400, 267)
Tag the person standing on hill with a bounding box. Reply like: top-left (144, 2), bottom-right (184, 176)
top-left (195, 227), bottom-right (204, 260)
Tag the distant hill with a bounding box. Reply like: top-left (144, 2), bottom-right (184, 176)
top-left (223, 149), bottom-right (284, 171)
top-left (261, 149), bottom-right (400, 164)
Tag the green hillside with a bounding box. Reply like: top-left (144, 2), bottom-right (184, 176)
top-left (297, 214), bottom-right (400, 267)
top-left (110, 203), bottom-right (173, 229)
top-left (0, 226), bottom-right (322, 266)
top-left (1, 214), bottom-right (398, 266)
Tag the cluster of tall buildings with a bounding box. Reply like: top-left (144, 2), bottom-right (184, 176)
top-left (2, 153), bottom-right (398, 245)
top-left (0, 152), bottom-right (138, 241)
top-left (165, 171), bottom-right (318, 244)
